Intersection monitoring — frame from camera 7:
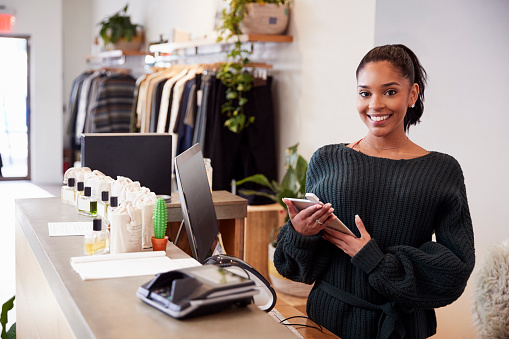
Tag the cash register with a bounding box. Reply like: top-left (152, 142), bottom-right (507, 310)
top-left (137, 144), bottom-right (276, 319)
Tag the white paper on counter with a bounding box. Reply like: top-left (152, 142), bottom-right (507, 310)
top-left (70, 251), bottom-right (201, 280)
top-left (48, 221), bottom-right (92, 236)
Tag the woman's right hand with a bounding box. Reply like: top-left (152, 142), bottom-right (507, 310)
top-left (282, 198), bottom-right (336, 236)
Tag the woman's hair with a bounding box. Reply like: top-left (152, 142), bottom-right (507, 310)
top-left (356, 44), bottom-right (428, 132)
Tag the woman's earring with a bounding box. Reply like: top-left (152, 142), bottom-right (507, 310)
top-left (411, 103), bottom-right (415, 108)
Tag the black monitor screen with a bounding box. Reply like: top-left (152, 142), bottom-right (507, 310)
top-left (174, 143), bottom-right (219, 263)
top-left (81, 133), bottom-right (172, 195)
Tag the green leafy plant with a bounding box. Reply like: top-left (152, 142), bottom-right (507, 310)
top-left (1, 296), bottom-right (15, 339)
top-left (237, 143), bottom-right (307, 247)
top-left (216, 0), bottom-right (287, 133)
top-left (236, 142), bottom-right (308, 214)
top-left (152, 198), bottom-right (168, 239)
top-left (98, 4), bottom-right (139, 46)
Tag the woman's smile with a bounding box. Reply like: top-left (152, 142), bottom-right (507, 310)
top-left (368, 114), bottom-right (391, 122)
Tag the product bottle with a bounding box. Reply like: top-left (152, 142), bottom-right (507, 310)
top-left (84, 218), bottom-right (109, 255)
top-left (204, 158), bottom-right (213, 191)
top-left (77, 186), bottom-right (98, 217)
top-left (76, 181), bottom-right (85, 201)
top-left (106, 196), bottom-right (119, 232)
top-left (97, 191), bottom-right (110, 220)
top-left (61, 177), bottom-right (76, 205)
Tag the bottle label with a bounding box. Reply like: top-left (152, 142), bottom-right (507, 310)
top-left (78, 199), bottom-right (90, 212)
top-left (62, 189), bottom-right (75, 203)
top-left (97, 202), bottom-right (108, 219)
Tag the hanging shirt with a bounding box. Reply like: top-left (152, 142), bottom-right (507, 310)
top-left (156, 69), bottom-right (188, 133)
top-left (90, 73), bottom-right (136, 133)
top-left (75, 71), bottom-right (101, 144)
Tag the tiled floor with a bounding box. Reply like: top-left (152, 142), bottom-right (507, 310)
top-left (0, 181), bottom-right (55, 327)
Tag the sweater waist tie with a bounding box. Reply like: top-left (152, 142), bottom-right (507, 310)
top-left (316, 280), bottom-right (409, 339)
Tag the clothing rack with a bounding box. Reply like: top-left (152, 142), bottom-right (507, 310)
top-left (65, 68), bottom-right (137, 166)
top-left (130, 62), bottom-right (277, 200)
top-left (149, 34), bottom-right (291, 67)
top-left (86, 50), bottom-right (126, 67)
top-left (86, 50), bottom-right (148, 78)
top-left (91, 66), bottom-right (131, 75)
top-left (149, 34), bottom-right (292, 57)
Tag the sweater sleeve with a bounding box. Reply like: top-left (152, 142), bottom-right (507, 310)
top-left (273, 149), bottom-right (334, 284)
top-left (351, 163), bottom-right (475, 309)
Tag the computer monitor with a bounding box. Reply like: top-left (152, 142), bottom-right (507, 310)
top-left (174, 143), bottom-right (220, 263)
top-left (81, 133), bottom-right (172, 195)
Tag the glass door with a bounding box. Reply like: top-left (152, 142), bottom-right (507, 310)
top-left (0, 35), bottom-right (30, 180)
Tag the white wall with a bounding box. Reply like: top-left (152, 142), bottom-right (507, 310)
top-left (89, 0), bottom-right (375, 165)
top-left (6, 0), bottom-right (63, 183)
top-left (62, 0), bottom-right (92, 149)
top-left (271, 1), bottom-right (376, 163)
top-left (375, 0), bottom-right (509, 337)
top-left (91, 0), bottom-right (216, 45)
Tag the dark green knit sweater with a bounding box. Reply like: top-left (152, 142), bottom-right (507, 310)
top-left (274, 144), bottom-right (475, 339)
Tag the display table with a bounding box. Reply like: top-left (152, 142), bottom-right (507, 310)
top-left (15, 197), bottom-right (297, 339)
top-left (166, 190), bottom-right (247, 260)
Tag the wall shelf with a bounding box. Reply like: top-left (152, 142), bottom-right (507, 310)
top-left (85, 50), bottom-right (151, 78)
top-left (149, 34), bottom-right (293, 59)
top-left (85, 50), bottom-right (150, 65)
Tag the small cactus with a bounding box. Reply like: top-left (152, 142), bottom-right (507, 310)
top-left (153, 198), bottom-right (168, 239)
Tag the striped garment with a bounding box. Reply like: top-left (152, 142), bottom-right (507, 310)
top-left (90, 73), bottom-right (136, 133)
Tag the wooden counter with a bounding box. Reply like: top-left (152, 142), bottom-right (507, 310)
top-left (14, 197), bottom-right (296, 339)
top-left (166, 191), bottom-right (247, 260)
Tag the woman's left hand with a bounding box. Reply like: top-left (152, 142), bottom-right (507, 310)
top-left (322, 215), bottom-right (371, 257)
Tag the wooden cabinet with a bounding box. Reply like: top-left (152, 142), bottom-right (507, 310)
top-left (243, 203), bottom-right (286, 281)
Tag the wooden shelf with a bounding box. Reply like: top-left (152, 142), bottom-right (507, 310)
top-left (149, 34), bottom-right (293, 55)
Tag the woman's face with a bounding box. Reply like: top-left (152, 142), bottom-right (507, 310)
top-left (356, 61), bottom-right (418, 138)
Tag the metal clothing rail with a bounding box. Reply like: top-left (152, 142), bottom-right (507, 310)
top-left (149, 34), bottom-right (292, 62)
top-left (85, 50), bottom-right (149, 67)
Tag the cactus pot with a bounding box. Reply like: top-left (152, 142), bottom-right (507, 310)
top-left (151, 236), bottom-right (169, 252)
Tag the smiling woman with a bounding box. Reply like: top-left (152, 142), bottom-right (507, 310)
top-left (351, 45), bottom-right (429, 160)
top-left (0, 35), bottom-right (30, 180)
top-left (274, 44), bottom-right (475, 339)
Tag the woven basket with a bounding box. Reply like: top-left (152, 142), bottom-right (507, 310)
top-left (268, 244), bottom-right (313, 298)
top-left (240, 3), bottom-right (289, 35)
top-left (112, 32), bottom-right (144, 51)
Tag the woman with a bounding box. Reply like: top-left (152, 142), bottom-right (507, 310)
top-left (275, 44), bottom-right (475, 339)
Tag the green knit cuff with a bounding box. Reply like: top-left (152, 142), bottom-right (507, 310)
top-left (351, 239), bottom-right (384, 274)
top-left (287, 223), bottom-right (322, 249)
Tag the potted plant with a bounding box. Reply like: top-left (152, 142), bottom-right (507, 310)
top-left (236, 142), bottom-right (307, 218)
top-left (98, 4), bottom-right (143, 51)
top-left (1, 296), bottom-right (15, 339)
top-left (237, 143), bottom-right (312, 297)
top-left (151, 198), bottom-right (169, 251)
top-left (216, 0), bottom-right (289, 133)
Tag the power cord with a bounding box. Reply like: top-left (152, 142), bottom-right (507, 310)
top-left (279, 315), bottom-right (323, 332)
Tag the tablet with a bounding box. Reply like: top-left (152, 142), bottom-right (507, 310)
top-left (283, 198), bottom-right (356, 237)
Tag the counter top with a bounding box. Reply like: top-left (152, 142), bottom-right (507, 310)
top-left (15, 197), bottom-right (296, 338)
top-left (167, 190), bottom-right (247, 221)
